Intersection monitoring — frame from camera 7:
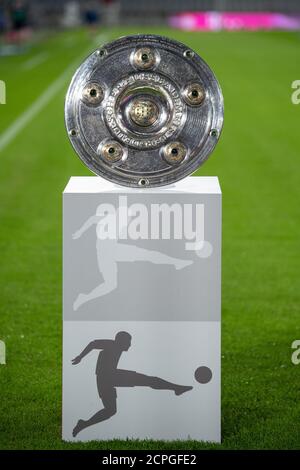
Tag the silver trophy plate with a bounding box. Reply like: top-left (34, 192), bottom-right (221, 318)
top-left (65, 34), bottom-right (224, 188)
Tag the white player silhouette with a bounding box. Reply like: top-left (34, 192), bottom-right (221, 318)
top-left (72, 205), bottom-right (193, 311)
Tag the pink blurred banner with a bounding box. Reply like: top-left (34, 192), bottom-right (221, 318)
top-left (169, 12), bottom-right (300, 31)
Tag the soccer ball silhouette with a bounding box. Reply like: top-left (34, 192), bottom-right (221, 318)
top-left (194, 366), bottom-right (212, 384)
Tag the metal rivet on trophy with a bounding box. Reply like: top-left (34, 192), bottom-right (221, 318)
top-left (99, 141), bottom-right (125, 163)
top-left (81, 82), bottom-right (104, 106)
top-left (132, 47), bottom-right (158, 70)
top-left (65, 34), bottom-right (224, 187)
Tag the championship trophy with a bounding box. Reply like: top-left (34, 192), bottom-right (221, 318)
top-left (63, 35), bottom-right (223, 442)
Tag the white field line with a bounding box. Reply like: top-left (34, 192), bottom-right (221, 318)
top-left (0, 34), bottom-right (108, 154)
top-left (22, 52), bottom-right (49, 70)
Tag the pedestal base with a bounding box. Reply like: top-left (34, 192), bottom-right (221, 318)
top-left (62, 176), bottom-right (221, 442)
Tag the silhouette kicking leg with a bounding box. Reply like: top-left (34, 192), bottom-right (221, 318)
top-left (116, 244), bottom-right (193, 270)
top-left (73, 244), bottom-right (117, 311)
top-left (73, 383), bottom-right (117, 437)
top-left (114, 370), bottom-right (193, 395)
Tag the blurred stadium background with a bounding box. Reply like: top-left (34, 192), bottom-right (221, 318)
top-left (0, 0), bottom-right (300, 450)
top-left (0, 1), bottom-right (300, 30)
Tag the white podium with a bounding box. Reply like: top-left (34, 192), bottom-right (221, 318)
top-left (62, 176), bottom-right (221, 442)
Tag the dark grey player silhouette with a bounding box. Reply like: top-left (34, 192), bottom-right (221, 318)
top-left (72, 331), bottom-right (193, 437)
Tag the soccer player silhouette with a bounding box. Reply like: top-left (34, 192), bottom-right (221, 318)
top-left (72, 206), bottom-right (193, 311)
top-left (72, 331), bottom-right (193, 437)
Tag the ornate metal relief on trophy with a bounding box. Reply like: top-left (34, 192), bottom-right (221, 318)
top-left (65, 34), bottom-right (223, 187)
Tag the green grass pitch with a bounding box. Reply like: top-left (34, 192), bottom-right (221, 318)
top-left (0, 26), bottom-right (300, 450)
